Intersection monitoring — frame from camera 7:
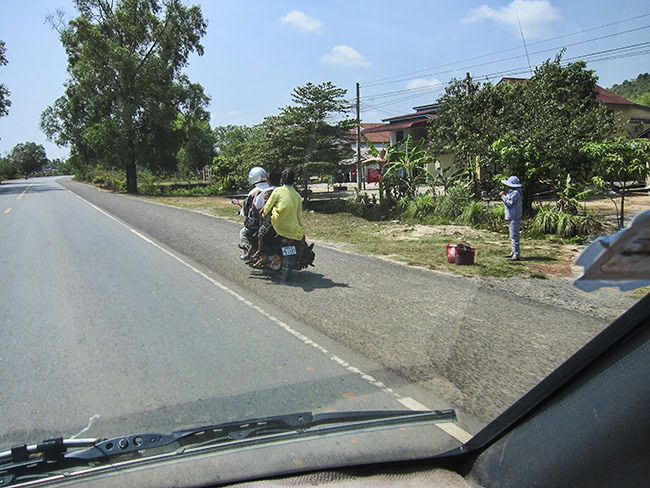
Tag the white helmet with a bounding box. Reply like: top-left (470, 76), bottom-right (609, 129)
top-left (248, 166), bottom-right (267, 186)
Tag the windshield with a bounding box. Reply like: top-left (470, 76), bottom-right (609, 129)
top-left (1, 0), bottom-right (649, 475)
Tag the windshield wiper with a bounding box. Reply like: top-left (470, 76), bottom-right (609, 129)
top-left (0, 409), bottom-right (456, 486)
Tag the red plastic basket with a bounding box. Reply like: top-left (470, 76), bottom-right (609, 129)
top-left (446, 242), bottom-right (457, 263)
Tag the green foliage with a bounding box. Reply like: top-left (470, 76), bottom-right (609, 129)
top-left (581, 137), bottom-right (650, 228)
top-left (459, 201), bottom-right (488, 225)
top-left (430, 54), bottom-right (615, 211)
top-left (315, 192), bottom-right (382, 220)
top-left (137, 169), bottom-right (159, 195)
top-left (398, 193), bottom-right (437, 222)
top-left (555, 174), bottom-right (597, 214)
top-left (610, 73), bottom-right (650, 103)
top-left (248, 82), bottom-right (354, 196)
top-left (634, 92), bottom-right (650, 108)
top-left (430, 160), bottom-right (465, 195)
top-left (530, 205), bottom-right (602, 238)
top-left (437, 183), bottom-right (472, 220)
top-left (87, 169), bottom-right (126, 192)
top-left (0, 39), bottom-right (10, 121)
top-left (41, 0), bottom-right (208, 193)
top-left (382, 136), bottom-right (435, 202)
top-left (6, 142), bottom-right (49, 176)
top-left (0, 159), bottom-right (18, 181)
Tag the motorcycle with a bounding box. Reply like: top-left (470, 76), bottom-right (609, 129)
top-left (233, 198), bottom-right (315, 282)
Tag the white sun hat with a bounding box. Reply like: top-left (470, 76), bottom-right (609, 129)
top-left (501, 176), bottom-right (522, 188)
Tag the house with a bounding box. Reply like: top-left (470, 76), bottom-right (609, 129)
top-left (498, 77), bottom-right (650, 138)
top-left (364, 78), bottom-right (650, 182)
top-left (363, 103), bottom-right (455, 172)
top-left (342, 123), bottom-right (391, 183)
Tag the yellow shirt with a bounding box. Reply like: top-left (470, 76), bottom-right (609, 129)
top-left (263, 185), bottom-right (304, 240)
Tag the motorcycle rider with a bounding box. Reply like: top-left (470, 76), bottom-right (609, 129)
top-left (257, 169), bottom-right (304, 269)
top-left (239, 167), bottom-right (269, 260)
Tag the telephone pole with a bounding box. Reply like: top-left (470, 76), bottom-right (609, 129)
top-left (465, 72), bottom-right (471, 95)
top-left (356, 82), bottom-right (362, 192)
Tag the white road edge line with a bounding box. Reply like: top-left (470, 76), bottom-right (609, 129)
top-left (398, 397), bottom-right (473, 443)
top-left (67, 188), bottom-right (473, 444)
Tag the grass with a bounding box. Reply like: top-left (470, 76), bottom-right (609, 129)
top-left (136, 194), bottom-right (570, 278)
top-left (628, 285), bottom-right (650, 301)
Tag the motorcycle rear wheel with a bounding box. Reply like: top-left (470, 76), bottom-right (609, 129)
top-left (280, 263), bottom-right (292, 282)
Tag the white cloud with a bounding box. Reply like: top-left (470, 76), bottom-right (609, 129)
top-left (462, 0), bottom-right (561, 39)
top-left (280, 10), bottom-right (323, 33)
top-left (320, 45), bottom-right (371, 67)
top-left (406, 78), bottom-right (443, 90)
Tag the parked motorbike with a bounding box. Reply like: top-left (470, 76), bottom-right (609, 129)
top-left (232, 198), bottom-right (315, 282)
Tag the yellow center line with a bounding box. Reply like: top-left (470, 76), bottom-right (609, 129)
top-left (3, 208), bottom-right (11, 214)
top-left (17, 183), bottom-right (33, 200)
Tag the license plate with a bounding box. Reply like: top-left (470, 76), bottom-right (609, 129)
top-left (282, 246), bottom-right (297, 256)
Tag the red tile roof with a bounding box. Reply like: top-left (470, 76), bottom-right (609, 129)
top-left (364, 118), bottom-right (431, 133)
top-left (593, 85), bottom-right (636, 105)
top-left (348, 123), bottom-right (391, 142)
top-left (382, 108), bottom-right (438, 122)
top-left (497, 77), bottom-right (636, 105)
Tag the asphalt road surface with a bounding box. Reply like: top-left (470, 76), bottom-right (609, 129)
top-left (1, 177), bottom-right (616, 448)
top-left (0, 177), bottom-right (468, 451)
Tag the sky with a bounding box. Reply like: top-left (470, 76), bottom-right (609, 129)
top-left (0, 0), bottom-right (649, 160)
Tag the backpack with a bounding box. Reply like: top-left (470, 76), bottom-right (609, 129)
top-left (244, 191), bottom-right (261, 230)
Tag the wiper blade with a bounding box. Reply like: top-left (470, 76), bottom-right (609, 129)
top-left (0, 409), bottom-right (456, 486)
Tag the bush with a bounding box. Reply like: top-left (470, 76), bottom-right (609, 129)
top-left (437, 183), bottom-right (472, 220)
top-left (0, 161), bottom-right (19, 181)
top-left (399, 193), bottom-right (437, 223)
top-left (530, 205), bottom-right (602, 238)
top-left (459, 201), bottom-right (487, 226)
top-left (137, 169), bottom-right (160, 195)
top-left (314, 192), bottom-right (384, 220)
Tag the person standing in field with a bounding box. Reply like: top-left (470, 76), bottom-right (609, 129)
top-left (499, 176), bottom-right (523, 261)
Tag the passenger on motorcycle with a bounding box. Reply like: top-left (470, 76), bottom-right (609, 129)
top-left (250, 168), bottom-right (283, 264)
top-left (239, 167), bottom-right (269, 260)
top-left (256, 169), bottom-right (304, 269)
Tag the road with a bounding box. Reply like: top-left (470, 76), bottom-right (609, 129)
top-left (0, 177), bottom-right (467, 451)
top-left (1, 177), bottom-right (616, 448)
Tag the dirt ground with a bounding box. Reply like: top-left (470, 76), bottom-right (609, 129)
top-left (582, 191), bottom-right (650, 228)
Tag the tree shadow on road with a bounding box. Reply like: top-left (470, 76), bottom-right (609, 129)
top-left (248, 270), bottom-right (350, 292)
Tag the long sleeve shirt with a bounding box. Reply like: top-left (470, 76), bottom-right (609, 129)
top-left (502, 189), bottom-right (522, 222)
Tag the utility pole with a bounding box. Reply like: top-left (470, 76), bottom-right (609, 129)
top-left (465, 72), bottom-right (471, 95)
top-left (356, 82), bottom-right (362, 192)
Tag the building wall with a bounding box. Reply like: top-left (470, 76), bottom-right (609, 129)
top-left (612, 105), bottom-right (650, 137)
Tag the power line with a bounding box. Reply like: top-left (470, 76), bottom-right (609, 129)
top-left (363, 12), bottom-right (650, 87)
top-left (361, 26), bottom-right (650, 104)
top-left (364, 24), bottom-right (650, 89)
top-left (359, 42), bottom-right (650, 112)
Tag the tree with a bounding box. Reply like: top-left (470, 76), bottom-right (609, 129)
top-left (610, 73), bottom-right (650, 103)
top-left (176, 79), bottom-right (215, 180)
top-left (263, 82), bottom-right (354, 199)
top-left (210, 125), bottom-right (255, 191)
top-left (0, 39), bottom-right (11, 129)
top-left (581, 137), bottom-right (650, 229)
top-left (430, 54), bottom-right (615, 213)
top-left (41, 0), bottom-right (208, 193)
top-left (380, 136), bottom-right (435, 202)
top-left (0, 157), bottom-right (18, 183)
top-left (7, 142), bottom-right (49, 176)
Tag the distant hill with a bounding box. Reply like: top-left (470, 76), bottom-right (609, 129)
top-left (610, 73), bottom-right (650, 105)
